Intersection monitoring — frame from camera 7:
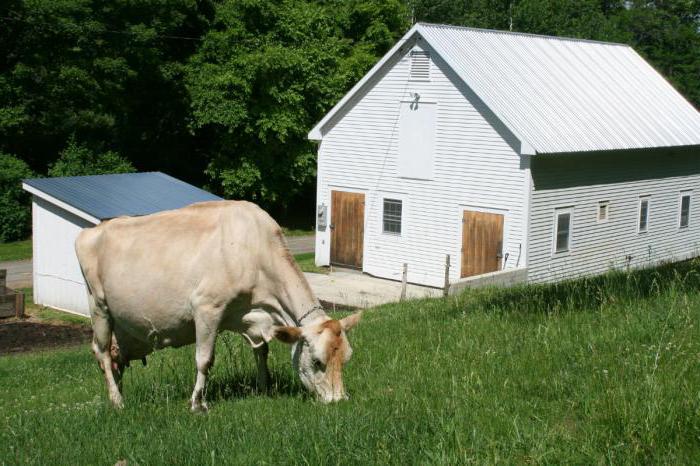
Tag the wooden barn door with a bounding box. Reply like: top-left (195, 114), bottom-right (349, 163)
top-left (461, 210), bottom-right (504, 278)
top-left (330, 191), bottom-right (365, 268)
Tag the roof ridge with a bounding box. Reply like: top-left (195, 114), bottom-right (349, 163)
top-left (416, 22), bottom-right (629, 47)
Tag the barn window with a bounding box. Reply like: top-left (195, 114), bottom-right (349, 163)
top-left (553, 208), bottom-right (572, 253)
top-left (410, 51), bottom-right (430, 81)
top-left (597, 201), bottom-right (609, 222)
top-left (383, 199), bottom-right (402, 234)
top-left (638, 196), bottom-right (649, 233)
top-left (679, 191), bottom-right (692, 228)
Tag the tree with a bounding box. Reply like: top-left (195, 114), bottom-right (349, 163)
top-left (186, 0), bottom-right (409, 208)
top-left (0, 0), bottom-right (212, 179)
top-left (48, 137), bottom-right (135, 177)
top-left (0, 152), bottom-right (34, 242)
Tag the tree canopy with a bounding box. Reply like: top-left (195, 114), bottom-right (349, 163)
top-left (0, 0), bottom-right (698, 240)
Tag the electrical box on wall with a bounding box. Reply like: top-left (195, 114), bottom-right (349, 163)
top-left (316, 204), bottom-right (327, 231)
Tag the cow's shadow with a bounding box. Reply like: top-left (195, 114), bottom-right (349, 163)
top-left (205, 371), bottom-right (307, 402)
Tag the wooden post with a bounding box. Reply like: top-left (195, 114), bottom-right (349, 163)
top-left (0, 269), bottom-right (6, 291)
top-left (15, 292), bottom-right (24, 318)
top-left (400, 263), bottom-right (408, 301)
top-left (443, 255), bottom-right (451, 297)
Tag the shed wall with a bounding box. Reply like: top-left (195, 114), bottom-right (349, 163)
top-left (315, 42), bottom-right (529, 287)
top-left (33, 196), bottom-right (93, 316)
top-left (527, 148), bottom-right (700, 282)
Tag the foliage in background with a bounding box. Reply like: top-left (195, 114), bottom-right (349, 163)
top-left (185, 0), bottom-right (408, 205)
top-left (0, 152), bottom-right (34, 242)
top-left (0, 0), bottom-right (698, 240)
top-left (0, 0), bottom-right (211, 181)
top-left (48, 137), bottom-right (135, 177)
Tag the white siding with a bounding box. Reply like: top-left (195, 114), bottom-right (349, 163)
top-left (33, 197), bottom-right (93, 316)
top-left (527, 149), bottom-right (700, 282)
top-left (315, 43), bottom-right (528, 287)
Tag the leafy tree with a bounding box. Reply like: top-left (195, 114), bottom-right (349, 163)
top-left (186, 0), bottom-right (408, 207)
top-left (48, 137), bottom-right (135, 177)
top-left (0, 152), bottom-right (34, 242)
top-left (0, 0), bottom-right (211, 178)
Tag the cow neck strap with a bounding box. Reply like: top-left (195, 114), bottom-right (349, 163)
top-left (297, 304), bottom-right (324, 326)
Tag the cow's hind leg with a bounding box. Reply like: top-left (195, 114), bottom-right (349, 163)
top-left (190, 307), bottom-right (223, 412)
top-left (253, 343), bottom-right (270, 392)
top-left (89, 295), bottom-right (124, 408)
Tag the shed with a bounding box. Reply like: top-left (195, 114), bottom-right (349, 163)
top-left (22, 172), bottom-right (221, 316)
top-left (309, 23), bottom-right (700, 288)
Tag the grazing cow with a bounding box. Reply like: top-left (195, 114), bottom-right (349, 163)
top-left (75, 200), bottom-right (361, 411)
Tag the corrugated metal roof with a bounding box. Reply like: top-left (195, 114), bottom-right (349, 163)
top-left (23, 172), bottom-right (221, 220)
top-left (309, 23), bottom-right (700, 154)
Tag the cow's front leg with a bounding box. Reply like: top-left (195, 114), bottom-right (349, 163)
top-left (191, 309), bottom-right (222, 412)
top-left (253, 343), bottom-right (270, 392)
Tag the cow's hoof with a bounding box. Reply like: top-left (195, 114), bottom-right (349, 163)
top-left (190, 401), bottom-right (208, 414)
top-left (110, 395), bottom-right (124, 409)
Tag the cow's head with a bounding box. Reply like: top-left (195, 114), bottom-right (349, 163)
top-left (274, 312), bottom-right (362, 403)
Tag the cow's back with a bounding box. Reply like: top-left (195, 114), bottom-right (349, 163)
top-left (75, 200), bottom-right (282, 349)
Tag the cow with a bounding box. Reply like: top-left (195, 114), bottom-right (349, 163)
top-left (75, 200), bottom-right (362, 411)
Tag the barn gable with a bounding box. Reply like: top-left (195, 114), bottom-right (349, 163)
top-left (310, 23), bottom-right (700, 154)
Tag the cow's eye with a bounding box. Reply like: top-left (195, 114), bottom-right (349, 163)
top-left (312, 358), bottom-right (324, 371)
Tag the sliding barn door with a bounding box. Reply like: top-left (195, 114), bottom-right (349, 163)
top-left (461, 210), bottom-right (504, 278)
top-left (330, 191), bottom-right (365, 268)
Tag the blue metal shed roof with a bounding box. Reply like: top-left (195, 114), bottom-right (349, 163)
top-left (23, 172), bottom-right (222, 220)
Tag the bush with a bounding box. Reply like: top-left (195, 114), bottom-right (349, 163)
top-left (48, 138), bottom-right (135, 177)
top-left (0, 152), bottom-right (34, 242)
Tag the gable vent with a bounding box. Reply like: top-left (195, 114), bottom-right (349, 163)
top-left (410, 51), bottom-right (430, 80)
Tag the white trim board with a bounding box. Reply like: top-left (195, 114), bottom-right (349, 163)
top-left (23, 183), bottom-right (100, 225)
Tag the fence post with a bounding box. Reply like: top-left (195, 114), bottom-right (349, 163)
top-left (400, 263), bottom-right (408, 301)
top-left (15, 292), bottom-right (24, 318)
top-left (443, 255), bottom-right (450, 297)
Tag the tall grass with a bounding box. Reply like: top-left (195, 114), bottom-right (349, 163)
top-left (1, 260), bottom-right (700, 464)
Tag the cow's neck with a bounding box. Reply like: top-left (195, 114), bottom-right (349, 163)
top-left (270, 257), bottom-right (327, 327)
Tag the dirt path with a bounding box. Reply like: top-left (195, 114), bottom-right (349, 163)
top-left (0, 318), bottom-right (91, 355)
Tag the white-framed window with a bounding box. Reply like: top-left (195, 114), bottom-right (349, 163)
top-left (597, 201), bottom-right (609, 222)
top-left (382, 198), bottom-right (403, 235)
top-left (409, 50), bottom-right (430, 81)
top-left (679, 191), bottom-right (692, 229)
top-left (552, 207), bottom-right (573, 254)
top-left (637, 196), bottom-right (650, 233)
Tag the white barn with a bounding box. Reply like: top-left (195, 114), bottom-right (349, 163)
top-left (309, 23), bottom-right (700, 288)
top-left (22, 172), bottom-right (221, 316)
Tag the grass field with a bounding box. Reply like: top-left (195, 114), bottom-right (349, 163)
top-left (0, 239), bottom-right (32, 262)
top-left (294, 252), bottom-right (328, 274)
top-left (2, 261), bottom-right (700, 464)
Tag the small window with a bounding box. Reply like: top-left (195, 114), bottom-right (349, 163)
top-left (597, 201), bottom-right (609, 222)
top-left (638, 197), bottom-right (649, 233)
top-left (553, 209), bottom-right (572, 253)
top-left (680, 192), bottom-right (691, 228)
top-left (383, 199), bottom-right (402, 234)
top-left (409, 51), bottom-right (430, 81)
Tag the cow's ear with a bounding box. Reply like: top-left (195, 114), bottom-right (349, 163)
top-left (340, 311), bottom-right (362, 332)
top-left (274, 326), bottom-right (303, 344)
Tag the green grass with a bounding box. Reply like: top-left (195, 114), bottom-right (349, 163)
top-left (294, 252), bottom-right (328, 274)
top-left (0, 239), bottom-right (32, 262)
top-left (3, 261), bottom-right (700, 464)
top-left (282, 227), bottom-right (314, 237)
top-left (19, 288), bottom-right (90, 325)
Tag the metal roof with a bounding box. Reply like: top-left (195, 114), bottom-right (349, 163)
top-left (309, 23), bottom-right (700, 154)
top-left (23, 172), bottom-right (221, 222)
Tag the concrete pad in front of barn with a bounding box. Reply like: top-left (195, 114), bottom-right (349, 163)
top-left (304, 269), bottom-right (441, 309)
